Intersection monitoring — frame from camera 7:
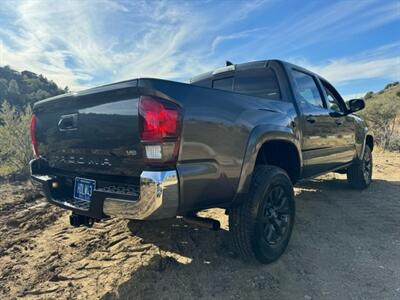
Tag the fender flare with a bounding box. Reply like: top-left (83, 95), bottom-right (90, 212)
top-left (356, 124), bottom-right (374, 160)
top-left (360, 134), bottom-right (374, 159)
top-left (235, 124), bottom-right (302, 196)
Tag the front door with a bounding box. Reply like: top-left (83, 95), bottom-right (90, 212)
top-left (291, 69), bottom-right (339, 177)
top-left (321, 79), bottom-right (356, 165)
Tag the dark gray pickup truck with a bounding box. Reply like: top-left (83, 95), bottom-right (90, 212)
top-left (30, 59), bottom-right (373, 264)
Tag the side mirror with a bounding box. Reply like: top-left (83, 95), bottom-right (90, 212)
top-left (348, 99), bottom-right (365, 113)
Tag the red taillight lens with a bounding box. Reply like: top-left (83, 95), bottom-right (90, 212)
top-left (139, 96), bottom-right (182, 164)
top-left (139, 96), bottom-right (180, 141)
top-left (31, 114), bottom-right (40, 157)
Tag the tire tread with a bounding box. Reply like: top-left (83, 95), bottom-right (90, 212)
top-left (229, 165), bottom-right (294, 263)
top-left (347, 145), bottom-right (372, 189)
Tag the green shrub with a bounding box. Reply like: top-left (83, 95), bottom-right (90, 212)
top-left (364, 91), bottom-right (374, 99)
top-left (0, 101), bottom-right (33, 175)
top-left (384, 82), bottom-right (399, 90)
top-left (360, 95), bottom-right (400, 150)
top-left (388, 134), bottom-right (400, 152)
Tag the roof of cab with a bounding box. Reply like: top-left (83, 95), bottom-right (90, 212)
top-left (190, 60), bottom-right (273, 83)
top-left (190, 59), bottom-right (326, 84)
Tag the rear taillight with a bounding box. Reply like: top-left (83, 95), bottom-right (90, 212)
top-left (31, 114), bottom-right (40, 158)
top-left (139, 96), bottom-right (182, 164)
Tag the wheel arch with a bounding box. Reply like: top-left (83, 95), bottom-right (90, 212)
top-left (358, 133), bottom-right (374, 160)
top-left (235, 125), bottom-right (302, 198)
top-left (255, 139), bottom-right (301, 184)
top-left (366, 134), bottom-right (374, 152)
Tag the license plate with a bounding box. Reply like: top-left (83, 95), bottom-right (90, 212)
top-left (73, 177), bottom-right (96, 201)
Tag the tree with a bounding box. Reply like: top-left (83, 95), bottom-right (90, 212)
top-left (360, 95), bottom-right (400, 149)
top-left (384, 82), bottom-right (399, 90)
top-left (364, 91), bottom-right (374, 100)
top-left (0, 66), bottom-right (67, 109)
top-left (33, 89), bottom-right (51, 101)
top-left (0, 79), bottom-right (8, 99)
top-left (0, 101), bottom-right (33, 175)
top-left (8, 79), bottom-right (20, 95)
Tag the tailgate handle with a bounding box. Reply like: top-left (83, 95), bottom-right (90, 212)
top-left (58, 114), bottom-right (78, 131)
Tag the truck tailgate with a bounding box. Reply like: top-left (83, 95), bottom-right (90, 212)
top-left (34, 87), bottom-right (144, 177)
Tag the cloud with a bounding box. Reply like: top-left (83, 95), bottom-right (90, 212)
top-left (0, 0), bottom-right (271, 90)
top-left (0, 0), bottom-right (124, 89)
top-left (210, 0), bottom-right (400, 60)
top-left (0, 0), bottom-right (398, 93)
top-left (342, 92), bottom-right (366, 101)
top-left (0, 0), bottom-right (219, 90)
top-left (211, 27), bottom-right (266, 52)
top-left (298, 43), bottom-right (400, 84)
top-left (310, 57), bottom-right (399, 84)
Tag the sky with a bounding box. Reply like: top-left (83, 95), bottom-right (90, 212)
top-left (0, 0), bottom-right (399, 99)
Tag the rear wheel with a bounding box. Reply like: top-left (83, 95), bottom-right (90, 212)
top-left (229, 166), bottom-right (295, 264)
top-left (347, 145), bottom-right (373, 189)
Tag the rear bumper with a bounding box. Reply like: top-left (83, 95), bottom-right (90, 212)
top-left (30, 159), bottom-right (179, 220)
top-left (103, 171), bottom-right (179, 219)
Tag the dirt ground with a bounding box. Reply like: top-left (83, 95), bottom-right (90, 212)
top-left (0, 151), bottom-right (399, 300)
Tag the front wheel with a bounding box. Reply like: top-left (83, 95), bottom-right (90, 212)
top-left (229, 165), bottom-right (295, 264)
top-left (347, 145), bottom-right (373, 189)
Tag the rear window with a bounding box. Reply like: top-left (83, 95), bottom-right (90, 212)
top-left (212, 77), bottom-right (233, 91)
top-left (234, 68), bottom-right (281, 100)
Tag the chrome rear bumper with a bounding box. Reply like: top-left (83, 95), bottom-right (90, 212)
top-left (30, 158), bottom-right (179, 221)
top-left (103, 170), bottom-right (179, 220)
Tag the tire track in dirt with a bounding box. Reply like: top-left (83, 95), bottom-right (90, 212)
top-left (0, 151), bottom-right (399, 299)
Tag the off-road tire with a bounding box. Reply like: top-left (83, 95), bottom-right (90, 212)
top-left (229, 165), bottom-right (295, 264)
top-left (347, 145), bottom-right (373, 189)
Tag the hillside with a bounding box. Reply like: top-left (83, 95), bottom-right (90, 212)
top-left (359, 81), bottom-right (400, 151)
top-left (0, 66), bottom-right (67, 176)
top-left (0, 66), bottom-right (67, 109)
top-left (364, 81), bottom-right (400, 100)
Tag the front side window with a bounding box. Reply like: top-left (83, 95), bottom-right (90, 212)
top-left (324, 88), bottom-right (342, 112)
top-left (292, 70), bottom-right (324, 108)
top-left (234, 68), bottom-right (281, 100)
top-left (321, 80), bottom-right (345, 113)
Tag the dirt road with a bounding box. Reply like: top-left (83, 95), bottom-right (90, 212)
top-left (1, 151), bottom-right (399, 299)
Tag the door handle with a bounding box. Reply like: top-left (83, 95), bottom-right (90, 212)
top-left (306, 116), bottom-right (316, 124)
top-left (58, 114), bottom-right (78, 131)
top-left (335, 119), bottom-right (343, 126)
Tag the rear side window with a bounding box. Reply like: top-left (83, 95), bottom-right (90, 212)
top-left (234, 68), bottom-right (281, 100)
top-left (212, 77), bottom-right (233, 91)
top-left (193, 79), bottom-right (211, 88)
top-left (292, 70), bottom-right (324, 108)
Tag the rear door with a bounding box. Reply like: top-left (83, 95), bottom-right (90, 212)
top-left (290, 69), bottom-right (339, 177)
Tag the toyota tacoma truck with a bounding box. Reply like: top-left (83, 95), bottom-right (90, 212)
top-left (30, 60), bottom-right (373, 264)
